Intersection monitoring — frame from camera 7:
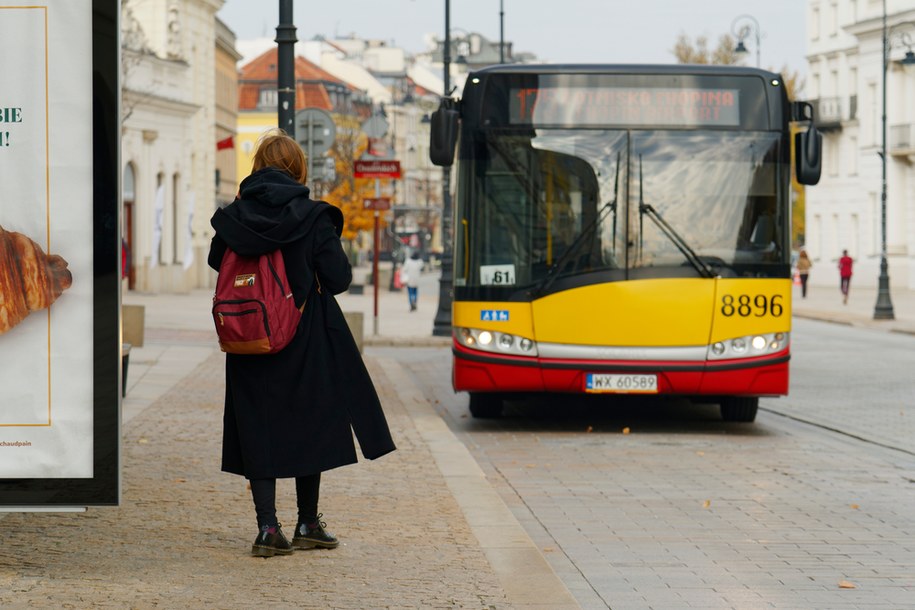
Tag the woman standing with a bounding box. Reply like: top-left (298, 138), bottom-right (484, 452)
top-left (796, 249), bottom-right (812, 298)
top-left (208, 130), bottom-right (396, 557)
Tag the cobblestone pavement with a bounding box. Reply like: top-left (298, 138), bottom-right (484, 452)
top-left (3, 267), bottom-right (914, 609)
top-left (0, 348), bottom-right (514, 609)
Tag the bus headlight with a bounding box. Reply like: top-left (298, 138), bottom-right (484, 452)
top-left (707, 332), bottom-right (790, 360)
top-left (454, 327), bottom-right (538, 357)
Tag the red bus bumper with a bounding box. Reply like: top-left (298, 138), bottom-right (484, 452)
top-left (452, 342), bottom-right (789, 397)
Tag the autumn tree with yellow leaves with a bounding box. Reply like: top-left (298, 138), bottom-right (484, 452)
top-left (321, 116), bottom-right (394, 243)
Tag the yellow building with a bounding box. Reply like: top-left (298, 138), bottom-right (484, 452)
top-left (235, 111), bottom-right (276, 186)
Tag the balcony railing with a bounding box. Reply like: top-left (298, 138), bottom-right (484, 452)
top-left (810, 95), bottom-right (859, 131)
top-left (812, 97), bottom-right (842, 131)
top-left (889, 123), bottom-right (915, 155)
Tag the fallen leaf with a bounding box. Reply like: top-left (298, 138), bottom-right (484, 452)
top-left (525, 463), bottom-right (537, 468)
top-left (138, 438), bottom-right (149, 444)
top-left (586, 426), bottom-right (593, 433)
top-left (174, 478), bottom-right (187, 483)
top-left (542, 547), bottom-right (555, 553)
top-left (703, 500), bottom-right (711, 509)
top-left (838, 580), bottom-right (856, 589)
top-left (696, 451), bottom-right (705, 456)
top-left (850, 504), bottom-right (859, 510)
top-left (622, 427), bottom-right (631, 434)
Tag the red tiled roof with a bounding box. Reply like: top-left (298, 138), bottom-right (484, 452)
top-left (238, 48), bottom-right (357, 112)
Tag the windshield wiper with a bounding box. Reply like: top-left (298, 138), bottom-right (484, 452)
top-left (533, 152), bottom-right (620, 297)
top-left (637, 155), bottom-right (715, 279)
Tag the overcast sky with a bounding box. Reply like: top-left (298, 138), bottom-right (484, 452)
top-left (217, 1), bottom-right (808, 78)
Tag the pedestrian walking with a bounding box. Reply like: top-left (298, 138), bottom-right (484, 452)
top-left (207, 129), bottom-right (396, 558)
top-left (838, 249), bottom-right (853, 304)
top-left (796, 248), bottom-right (812, 298)
top-left (401, 250), bottom-right (424, 311)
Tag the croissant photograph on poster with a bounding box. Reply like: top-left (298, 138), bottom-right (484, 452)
top-left (0, 2), bottom-right (94, 479)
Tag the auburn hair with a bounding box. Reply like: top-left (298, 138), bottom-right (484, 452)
top-left (251, 129), bottom-right (308, 184)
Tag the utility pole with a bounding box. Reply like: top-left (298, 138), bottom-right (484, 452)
top-left (276, 0), bottom-right (297, 136)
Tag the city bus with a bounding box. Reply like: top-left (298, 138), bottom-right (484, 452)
top-left (429, 64), bottom-right (821, 422)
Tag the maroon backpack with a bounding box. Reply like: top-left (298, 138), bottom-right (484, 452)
top-left (212, 248), bottom-right (304, 355)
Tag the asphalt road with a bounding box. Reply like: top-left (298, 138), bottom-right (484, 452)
top-left (373, 318), bottom-right (915, 609)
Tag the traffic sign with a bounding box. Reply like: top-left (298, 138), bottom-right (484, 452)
top-left (361, 115), bottom-right (389, 139)
top-left (295, 108), bottom-right (335, 156)
top-left (354, 160), bottom-right (401, 178)
top-left (363, 198), bottom-right (391, 211)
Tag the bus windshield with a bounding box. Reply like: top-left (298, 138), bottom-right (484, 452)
top-left (455, 127), bottom-right (786, 292)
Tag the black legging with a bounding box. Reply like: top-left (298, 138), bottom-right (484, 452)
top-left (249, 473), bottom-right (321, 528)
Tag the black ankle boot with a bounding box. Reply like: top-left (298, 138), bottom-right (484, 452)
top-left (292, 514), bottom-right (339, 549)
top-left (251, 523), bottom-right (294, 557)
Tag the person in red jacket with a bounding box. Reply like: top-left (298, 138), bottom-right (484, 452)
top-left (838, 249), bottom-right (853, 304)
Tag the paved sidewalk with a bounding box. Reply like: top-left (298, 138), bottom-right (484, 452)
top-left (791, 281), bottom-right (915, 335)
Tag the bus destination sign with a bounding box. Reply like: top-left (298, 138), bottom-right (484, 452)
top-left (510, 87), bottom-right (741, 127)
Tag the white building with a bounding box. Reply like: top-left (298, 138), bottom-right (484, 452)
top-left (805, 0), bottom-right (915, 290)
top-left (121, 0), bottom-right (224, 292)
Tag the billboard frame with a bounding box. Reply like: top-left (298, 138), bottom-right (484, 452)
top-left (0, 0), bottom-right (120, 508)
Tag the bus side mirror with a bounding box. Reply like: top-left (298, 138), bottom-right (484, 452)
top-left (429, 99), bottom-right (459, 167)
top-left (792, 101), bottom-right (822, 185)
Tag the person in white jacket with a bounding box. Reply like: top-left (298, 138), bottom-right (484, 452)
top-left (401, 251), bottom-right (424, 311)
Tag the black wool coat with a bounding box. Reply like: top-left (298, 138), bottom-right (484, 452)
top-left (208, 167), bottom-right (396, 479)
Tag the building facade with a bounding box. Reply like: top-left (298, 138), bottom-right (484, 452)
top-left (121, 0), bottom-right (227, 292)
top-left (215, 17), bottom-right (242, 210)
top-left (805, 0), bottom-right (915, 290)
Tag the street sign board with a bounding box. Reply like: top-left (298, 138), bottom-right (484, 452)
top-left (354, 160), bottom-right (401, 178)
top-left (363, 198), bottom-right (392, 211)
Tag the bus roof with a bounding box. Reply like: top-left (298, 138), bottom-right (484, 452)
top-left (468, 64), bottom-right (783, 80)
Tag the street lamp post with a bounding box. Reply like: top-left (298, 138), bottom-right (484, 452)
top-left (499, 0), bottom-right (505, 64)
top-left (875, 3), bottom-right (895, 320)
top-left (874, 5), bottom-right (915, 319)
top-left (731, 14), bottom-right (761, 68)
top-left (432, 0), bottom-right (454, 336)
top-left (276, 0), bottom-right (297, 136)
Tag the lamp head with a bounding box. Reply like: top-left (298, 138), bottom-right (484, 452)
top-left (901, 50), bottom-right (915, 65)
top-left (735, 41), bottom-right (749, 55)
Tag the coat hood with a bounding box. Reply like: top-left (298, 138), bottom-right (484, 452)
top-left (210, 167), bottom-right (343, 256)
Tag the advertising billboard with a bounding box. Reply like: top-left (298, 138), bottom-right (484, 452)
top-left (0, 0), bottom-right (120, 506)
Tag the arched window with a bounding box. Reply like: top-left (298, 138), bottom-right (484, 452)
top-left (122, 163), bottom-right (137, 287)
top-left (172, 173), bottom-right (181, 263)
top-left (154, 171), bottom-right (165, 266)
